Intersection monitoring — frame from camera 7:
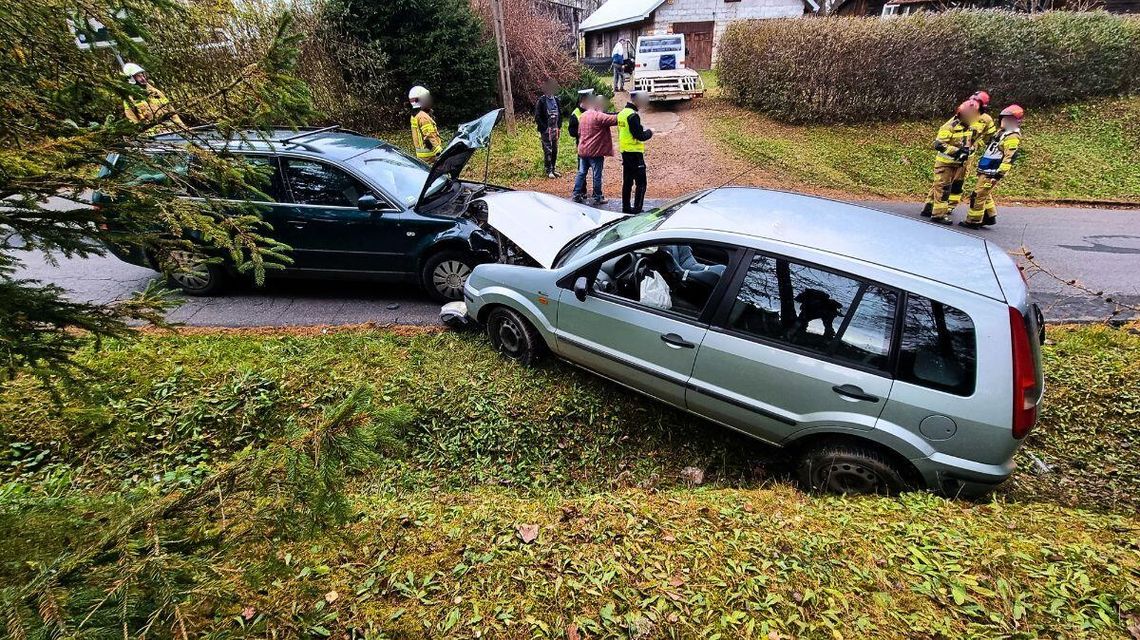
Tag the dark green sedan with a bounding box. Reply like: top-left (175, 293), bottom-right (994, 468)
top-left (96, 113), bottom-right (516, 301)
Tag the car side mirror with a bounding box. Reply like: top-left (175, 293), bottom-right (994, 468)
top-left (573, 276), bottom-right (589, 302)
top-left (357, 194), bottom-right (380, 211)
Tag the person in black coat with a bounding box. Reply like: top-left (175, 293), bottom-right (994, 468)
top-left (534, 78), bottom-right (563, 178)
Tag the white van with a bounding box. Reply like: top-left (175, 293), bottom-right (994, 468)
top-left (632, 34), bottom-right (705, 102)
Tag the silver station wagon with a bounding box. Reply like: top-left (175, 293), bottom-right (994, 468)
top-left (458, 187), bottom-right (1046, 496)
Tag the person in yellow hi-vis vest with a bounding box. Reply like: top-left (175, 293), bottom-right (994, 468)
top-left (121, 63), bottom-right (184, 129)
top-left (617, 90), bottom-right (654, 214)
top-left (408, 85), bottom-right (443, 163)
top-left (921, 99), bottom-right (980, 225)
top-left (960, 105), bottom-right (1024, 230)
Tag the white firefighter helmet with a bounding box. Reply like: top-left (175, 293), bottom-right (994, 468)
top-left (122, 62), bottom-right (145, 81)
top-left (408, 85), bottom-right (431, 107)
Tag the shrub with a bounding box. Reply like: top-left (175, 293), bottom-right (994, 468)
top-left (469, 0), bottom-right (579, 111)
top-left (717, 11), bottom-right (1140, 123)
top-left (328, 0), bottom-right (499, 126)
top-left (556, 67), bottom-right (616, 115)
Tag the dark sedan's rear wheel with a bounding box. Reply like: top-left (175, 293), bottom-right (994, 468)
top-left (422, 251), bottom-right (477, 302)
top-left (486, 307), bottom-right (544, 366)
top-left (796, 442), bottom-right (911, 496)
top-left (167, 250), bottom-right (227, 296)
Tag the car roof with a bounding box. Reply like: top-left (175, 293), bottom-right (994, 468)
top-left (660, 187), bottom-right (1005, 300)
top-left (148, 127), bottom-right (384, 162)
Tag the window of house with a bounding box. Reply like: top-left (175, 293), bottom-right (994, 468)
top-left (283, 159), bottom-right (367, 208)
top-left (725, 254), bottom-right (898, 370)
top-left (896, 295), bottom-right (977, 395)
top-left (590, 243), bottom-right (732, 319)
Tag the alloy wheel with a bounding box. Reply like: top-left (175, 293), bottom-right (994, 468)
top-left (168, 250), bottom-right (211, 291)
top-left (432, 259), bottom-right (471, 300)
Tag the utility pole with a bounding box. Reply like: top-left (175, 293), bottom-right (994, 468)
top-left (489, 0), bottom-right (516, 133)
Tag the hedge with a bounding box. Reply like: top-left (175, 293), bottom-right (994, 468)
top-left (716, 11), bottom-right (1140, 123)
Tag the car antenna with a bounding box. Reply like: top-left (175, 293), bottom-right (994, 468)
top-left (709, 158), bottom-right (764, 194)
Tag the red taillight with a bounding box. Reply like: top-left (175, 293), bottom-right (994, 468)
top-left (1009, 306), bottom-right (1038, 439)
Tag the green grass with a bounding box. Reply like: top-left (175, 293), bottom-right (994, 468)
top-left (2, 324), bottom-right (1139, 636)
top-left (708, 95), bottom-right (1140, 203)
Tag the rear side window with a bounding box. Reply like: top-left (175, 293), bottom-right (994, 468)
top-left (896, 295), bottom-right (977, 396)
top-left (725, 254), bottom-right (898, 371)
top-left (283, 159), bottom-right (367, 207)
top-left (211, 155), bottom-right (286, 202)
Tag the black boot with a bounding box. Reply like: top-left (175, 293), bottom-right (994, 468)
top-left (958, 220), bottom-right (982, 230)
top-left (920, 203), bottom-right (933, 218)
top-left (982, 215), bottom-right (997, 226)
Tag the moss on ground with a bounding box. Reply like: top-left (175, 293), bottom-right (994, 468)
top-left (1, 324), bottom-right (1139, 637)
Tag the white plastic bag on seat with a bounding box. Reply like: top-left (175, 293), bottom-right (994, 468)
top-left (639, 270), bottom-right (672, 310)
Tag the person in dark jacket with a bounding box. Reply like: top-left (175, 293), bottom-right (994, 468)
top-left (617, 91), bottom-right (654, 214)
top-left (534, 78), bottom-right (563, 179)
top-left (567, 88), bottom-right (594, 149)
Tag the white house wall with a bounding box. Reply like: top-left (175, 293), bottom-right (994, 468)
top-left (649, 0), bottom-right (803, 59)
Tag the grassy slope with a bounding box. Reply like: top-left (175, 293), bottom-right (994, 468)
top-left (707, 94), bottom-right (1140, 203)
top-left (2, 325), bottom-right (1139, 636)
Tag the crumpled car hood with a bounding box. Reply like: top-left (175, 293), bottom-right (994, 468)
top-left (482, 191), bottom-right (624, 268)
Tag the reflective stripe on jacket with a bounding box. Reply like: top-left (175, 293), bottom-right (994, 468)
top-left (411, 109), bottom-right (442, 160)
top-left (617, 105), bottom-right (651, 153)
top-left (971, 113), bottom-right (997, 150)
top-left (977, 129), bottom-right (1021, 175)
top-left (123, 85), bottom-right (184, 128)
top-left (933, 116), bottom-right (974, 166)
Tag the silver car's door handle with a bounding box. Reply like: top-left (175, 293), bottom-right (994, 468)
top-left (660, 333), bottom-right (696, 349)
top-left (832, 384), bottom-right (880, 403)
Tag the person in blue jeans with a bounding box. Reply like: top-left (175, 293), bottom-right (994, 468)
top-left (572, 96), bottom-right (618, 205)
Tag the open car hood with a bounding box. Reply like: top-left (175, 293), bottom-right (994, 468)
top-left (482, 191), bottom-right (624, 268)
top-left (416, 109), bottom-right (503, 210)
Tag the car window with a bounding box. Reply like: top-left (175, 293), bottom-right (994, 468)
top-left (211, 155), bottom-right (285, 202)
top-left (725, 254), bottom-right (898, 370)
top-left (897, 295), bottom-right (977, 395)
top-left (559, 192), bottom-right (701, 265)
top-left (283, 159), bottom-right (367, 207)
top-left (590, 243), bottom-right (731, 319)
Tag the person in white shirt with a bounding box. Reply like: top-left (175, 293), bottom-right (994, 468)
top-left (611, 40), bottom-right (627, 92)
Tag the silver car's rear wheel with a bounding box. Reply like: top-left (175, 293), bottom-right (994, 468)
top-left (797, 443), bottom-right (911, 496)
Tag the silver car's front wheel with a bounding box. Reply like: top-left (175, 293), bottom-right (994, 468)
top-left (486, 307), bottom-right (544, 366)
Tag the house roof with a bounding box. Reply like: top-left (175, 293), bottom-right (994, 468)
top-left (580, 0), bottom-right (666, 32)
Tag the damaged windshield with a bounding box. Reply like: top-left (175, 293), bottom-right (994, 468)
top-left (556, 193), bottom-right (703, 266)
top-left (349, 146), bottom-right (446, 208)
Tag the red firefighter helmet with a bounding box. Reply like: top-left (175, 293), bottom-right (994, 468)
top-left (999, 104), bottom-right (1025, 121)
top-left (970, 91), bottom-right (991, 107)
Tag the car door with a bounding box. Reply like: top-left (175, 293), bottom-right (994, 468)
top-left (554, 241), bottom-right (738, 409)
top-left (278, 157), bottom-right (405, 274)
top-left (687, 251), bottom-right (898, 444)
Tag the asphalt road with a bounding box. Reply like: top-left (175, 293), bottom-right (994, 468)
top-left (13, 199), bottom-right (1140, 326)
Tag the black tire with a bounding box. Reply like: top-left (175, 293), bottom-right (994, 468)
top-left (485, 307), bottom-right (545, 366)
top-left (422, 251), bottom-right (478, 302)
top-left (796, 442), bottom-right (912, 496)
top-left (166, 251), bottom-right (227, 296)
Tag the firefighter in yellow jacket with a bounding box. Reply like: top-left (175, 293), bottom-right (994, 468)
top-left (408, 85), bottom-right (443, 162)
top-left (921, 99), bottom-right (980, 224)
top-left (121, 63), bottom-right (184, 129)
top-left (960, 105), bottom-right (1024, 229)
top-left (969, 91), bottom-right (997, 151)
